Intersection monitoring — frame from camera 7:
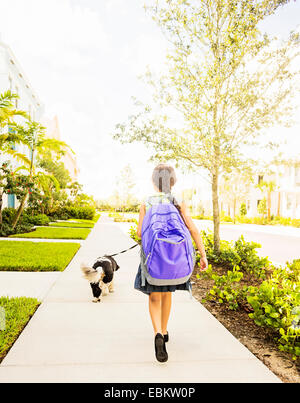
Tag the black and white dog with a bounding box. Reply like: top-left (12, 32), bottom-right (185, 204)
top-left (80, 256), bottom-right (120, 303)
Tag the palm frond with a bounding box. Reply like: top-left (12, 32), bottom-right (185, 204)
top-left (14, 165), bottom-right (30, 173)
top-left (4, 149), bottom-right (31, 167)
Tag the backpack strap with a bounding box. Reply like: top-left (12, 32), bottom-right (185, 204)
top-left (165, 193), bottom-right (184, 221)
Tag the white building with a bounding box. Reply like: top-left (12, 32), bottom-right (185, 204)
top-left (0, 38), bottom-right (44, 208)
top-left (219, 162), bottom-right (300, 219)
top-left (248, 163), bottom-right (300, 219)
top-left (188, 160), bottom-right (300, 220)
top-left (41, 115), bottom-right (79, 182)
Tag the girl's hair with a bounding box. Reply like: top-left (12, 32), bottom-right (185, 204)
top-left (152, 163), bottom-right (177, 194)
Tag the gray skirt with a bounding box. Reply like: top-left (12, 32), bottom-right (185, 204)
top-left (134, 263), bottom-right (192, 295)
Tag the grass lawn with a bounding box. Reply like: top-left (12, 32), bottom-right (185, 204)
top-left (93, 213), bottom-right (101, 222)
top-left (50, 221), bottom-right (94, 228)
top-left (9, 226), bottom-right (91, 240)
top-left (0, 241), bottom-right (80, 271)
top-left (0, 297), bottom-right (40, 363)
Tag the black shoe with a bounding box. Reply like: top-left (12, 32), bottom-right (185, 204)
top-left (154, 333), bottom-right (168, 363)
top-left (163, 332), bottom-right (169, 343)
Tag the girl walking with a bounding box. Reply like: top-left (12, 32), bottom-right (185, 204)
top-left (134, 163), bottom-right (208, 362)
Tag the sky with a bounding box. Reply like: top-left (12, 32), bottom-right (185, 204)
top-left (0, 0), bottom-right (299, 201)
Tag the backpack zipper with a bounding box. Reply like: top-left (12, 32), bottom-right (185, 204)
top-left (156, 237), bottom-right (186, 245)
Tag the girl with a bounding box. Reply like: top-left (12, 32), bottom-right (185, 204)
top-left (134, 163), bottom-right (208, 362)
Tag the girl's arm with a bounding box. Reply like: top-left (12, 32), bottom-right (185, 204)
top-left (179, 202), bottom-right (208, 271)
top-left (137, 203), bottom-right (146, 238)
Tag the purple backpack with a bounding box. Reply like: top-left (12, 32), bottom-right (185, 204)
top-left (140, 196), bottom-right (195, 286)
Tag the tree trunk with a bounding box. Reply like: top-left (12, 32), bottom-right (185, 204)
top-left (233, 198), bottom-right (236, 224)
top-left (212, 173), bottom-right (220, 253)
top-left (0, 192), bottom-right (3, 228)
top-left (267, 191), bottom-right (271, 221)
top-left (277, 191), bottom-right (281, 217)
top-left (12, 193), bottom-right (28, 229)
top-left (12, 147), bottom-right (34, 230)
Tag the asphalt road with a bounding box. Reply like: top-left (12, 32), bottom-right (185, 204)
top-left (194, 221), bottom-right (300, 266)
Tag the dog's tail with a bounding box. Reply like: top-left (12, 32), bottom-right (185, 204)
top-left (80, 263), bottom-right (99, 283)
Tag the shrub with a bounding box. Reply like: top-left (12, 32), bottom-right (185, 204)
top-left (22, 213), bottom-right (50, 226)
top-left (1, 208), bottom-right (16, 224)
top-left (129, 224), bottom-right (141, 244)
top-left (221, 215), bottom-right (233, 222)
top-left (114, 217), bottom-right (137, 222)
top-left (234, 235), bottom-right (269, 278)
top-left (192, 215), bottom-right (213, 220)
top-left (49, 206), bottom-right (95, 221)
top-left (291, 219), bottom-right (300, 228)
top-left (247, 265), bottom-right (300, 359)
top-left (200, 231), bottom-right (269, 278)
top-left (235, 215), bottom-right (253, 224)
top-left (0, 222), bottom-right (34, 237)
top-left (204, 265), bottom-right (245, 310)
top-left (240, 203), bottom-right (247, 216)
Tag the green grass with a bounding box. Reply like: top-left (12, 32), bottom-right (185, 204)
top-left (93, 213), bottom-right (101, 222)
top-left (50, 221), bottom-right (94, 228)
top-left (9, 226), bottom-right (91, 240)
top-left (0, 297), bottom-right (40, 363)
top-left (0, 241), bottom-right (80, 271)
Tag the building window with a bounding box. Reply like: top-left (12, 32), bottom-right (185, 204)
top-left (8, 76), bottom-right (12, 91)
top-left (286, 194), bottom-right (293, 210)
top-left (15, 86), bottom-right (19, 108)
top-left (7, 194), bottom-right (15, 208)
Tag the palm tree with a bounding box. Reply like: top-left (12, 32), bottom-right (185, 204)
top-left (35, 171), bottom-right (60, 214)
top-left (256, 180), bottom-right (277, 221)
top-left (0, 90), bottom-right (27, 146)
top-left (10, 120), bottom-right (71, 228)
top-left (0, 91), bottom-right (29, 227)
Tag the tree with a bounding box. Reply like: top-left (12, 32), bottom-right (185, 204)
top-left (10, 120), bottom-right (70, 228)
top-left (0, 91), bottom-right (29, 164)
top-left (219, 169), bottom-right (253, 221)
top-left (38, 155), bottom-right (71, 189)
top-left (256, 179), bottom-right (277, 220)
top-left (67, 181), bottom-right (83, 200)
top-left (113, 0), bottom-right (299, 253)
top-left (0, 161), bottom-right (35, 229)
top-left (240, 203), bottom-right (247, 216)
top-left (0, 91), bottom-right (27, 132)
top-left (257, 197), bottom-right (267, 217)
top-left (32, 171), bottom-right (61, 215)
top-left (116, 165), bottom-right (137, 209)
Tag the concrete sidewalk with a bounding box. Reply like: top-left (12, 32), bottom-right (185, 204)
top-left (0, 272), bottom-right (61, 300)
top-left (0, 217), bottom-right (281, 383)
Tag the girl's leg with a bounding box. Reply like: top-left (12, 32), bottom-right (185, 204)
top-left (149, 292), bottom-right (162, 334)
top-left (161, 292), bottom-right (172, 335)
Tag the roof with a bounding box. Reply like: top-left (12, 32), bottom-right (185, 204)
top-left (0, 40), bottom-right (44, 111)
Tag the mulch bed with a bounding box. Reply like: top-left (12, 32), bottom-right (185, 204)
top-left (191, 268), bottom-right (300, 384)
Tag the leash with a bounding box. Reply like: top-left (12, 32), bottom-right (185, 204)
top-left (97, 243), bottom-right (139, 260)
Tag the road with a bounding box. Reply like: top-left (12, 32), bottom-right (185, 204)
top-left (114, 215), bottom-right (300, 266)
top-left (194, 220), bottom-right (300, 266)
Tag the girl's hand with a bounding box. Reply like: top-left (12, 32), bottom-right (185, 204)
top-left (199, 257), bottom-right (208, 271)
